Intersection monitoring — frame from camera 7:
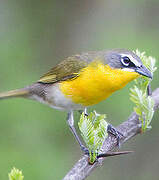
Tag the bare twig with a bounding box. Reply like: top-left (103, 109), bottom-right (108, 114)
top-left (63, 88), bottom-right (159, 180)
top-left (97, 151), bottom-right (133, 158)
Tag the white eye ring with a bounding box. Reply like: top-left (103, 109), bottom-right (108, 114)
top-left (121, 56), bottom-right (130, 66)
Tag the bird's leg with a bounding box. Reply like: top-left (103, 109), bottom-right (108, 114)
top-left (67, 110), bottom-right (89, 154)
top-left (107, 124), bottom-right (123, 147)
top-left (147, 83), bottom-right (152, 96)
top-left (84, 107), bottom-right (88, 116)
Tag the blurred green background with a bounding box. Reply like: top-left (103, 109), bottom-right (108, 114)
top-left (0, 0), bottom-right (158, 179)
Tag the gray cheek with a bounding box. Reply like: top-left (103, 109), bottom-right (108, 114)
top-left (108, 59), bottom-right (122, 69)
top-left (104, 53), bottom-right (122, 69)
top-left (110, 54), bottom-right (122, 69)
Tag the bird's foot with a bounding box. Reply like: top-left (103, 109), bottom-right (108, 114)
top-left (107, 124), bottom-right (124, 147)
top-left (78, 110), bottom-right (88, 116)
top-left (80, 145), bottom-right (89, 155)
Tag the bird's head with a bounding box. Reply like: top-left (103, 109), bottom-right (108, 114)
top-left (105, 49), bottom-right (152, 79)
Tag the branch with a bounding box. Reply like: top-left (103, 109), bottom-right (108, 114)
top-left (63, 88), bottom-right (159, 180)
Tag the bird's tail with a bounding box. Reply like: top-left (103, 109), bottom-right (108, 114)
top-left (0, 88), bottom-right (29, 100)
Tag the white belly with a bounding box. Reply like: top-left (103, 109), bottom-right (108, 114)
top-left (31, 84), bottom-right (84, 111)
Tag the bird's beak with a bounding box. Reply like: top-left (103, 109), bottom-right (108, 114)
top-left (135, 65), bottom-right (153, 79)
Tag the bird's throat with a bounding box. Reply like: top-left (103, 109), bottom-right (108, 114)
top-left (60, 62), bottom-right (139, 106)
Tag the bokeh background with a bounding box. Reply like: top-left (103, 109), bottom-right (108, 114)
top-left (0, 0), bottom-right (159, 179)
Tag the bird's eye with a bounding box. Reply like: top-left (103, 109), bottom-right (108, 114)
top-left (121, 56), bottom-right (131, 66)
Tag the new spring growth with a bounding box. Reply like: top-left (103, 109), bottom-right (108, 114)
top-left (130, 50), bottom-right (157, 132)
top-left (78, 111), bottom-right (108, 164)
top-left (8, 167), bottom-right (24, 180)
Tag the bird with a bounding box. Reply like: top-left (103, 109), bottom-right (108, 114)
top-left (0, 49), bottom-right (152, 153)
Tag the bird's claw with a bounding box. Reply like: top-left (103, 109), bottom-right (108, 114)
top-left (107, 124), bottom-right (123, 147)
top-left (80, 145), bottom-right (89, 155)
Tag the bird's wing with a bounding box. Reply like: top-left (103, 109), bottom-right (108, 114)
top-left (38, 55), bottom-right (88, 84)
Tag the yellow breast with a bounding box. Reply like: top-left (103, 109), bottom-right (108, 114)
top-left (60, 61), bottom-right (139, 106)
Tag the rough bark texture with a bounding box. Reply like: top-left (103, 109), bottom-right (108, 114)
top-left (63, 88), bottom-right (159, 180)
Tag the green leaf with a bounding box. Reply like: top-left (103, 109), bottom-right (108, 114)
top-left (78, 111), bottom-right (108, 163)
top-left (130, 50), bottom-right (157, 132)
top-left (8, 167), bottom-right (24, 180)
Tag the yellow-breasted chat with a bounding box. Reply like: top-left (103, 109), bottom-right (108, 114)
top-left (0, 49), bottom-right (152, 153)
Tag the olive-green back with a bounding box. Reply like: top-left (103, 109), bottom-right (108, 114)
top-left (38, 55), bottom-right (88, 84)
